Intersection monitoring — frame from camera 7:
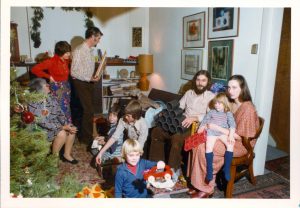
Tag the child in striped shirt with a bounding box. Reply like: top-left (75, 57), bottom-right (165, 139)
top-left (197, 92), bottom-right (236, 182)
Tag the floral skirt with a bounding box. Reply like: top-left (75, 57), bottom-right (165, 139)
top-left (50, 81), bottom-right (71, 123)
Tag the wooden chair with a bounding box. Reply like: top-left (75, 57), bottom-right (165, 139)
top-left (190, 117), bottom-right (265, 198)
top-left (225, 116), bottom-right (264, 198)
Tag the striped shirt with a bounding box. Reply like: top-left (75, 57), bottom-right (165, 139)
top-left (200, 109), bottom-right (236, 136)
top-left (70, 42), bottom-right (95, 81)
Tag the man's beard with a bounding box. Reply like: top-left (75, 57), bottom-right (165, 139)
top-left (194, 85), bottom-right (208, 95)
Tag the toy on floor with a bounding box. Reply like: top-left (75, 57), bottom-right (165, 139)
top-left (143, 161), bottom-right (176, 189)
top-left (75, 184), bottom-right (114, 198)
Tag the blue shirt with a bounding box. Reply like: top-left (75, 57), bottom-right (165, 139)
top-left (115, 159), bottom-right (157, 198)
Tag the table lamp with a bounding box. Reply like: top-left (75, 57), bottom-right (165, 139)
top-left (137, 54), bottom-right (153, 91)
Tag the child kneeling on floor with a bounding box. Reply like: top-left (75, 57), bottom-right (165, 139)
top-left (114, 139), bottom-right (165, 198)
top-left (96, 100), bottom-right (148, 165)
top-left (91, 103), bottom-right (123, 162)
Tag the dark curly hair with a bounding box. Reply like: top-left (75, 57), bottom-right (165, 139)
top-left (54, 41), bottom-right (71, 57)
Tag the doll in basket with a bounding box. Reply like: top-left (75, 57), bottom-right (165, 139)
top-left (197, 92), bottom-right (236, 182)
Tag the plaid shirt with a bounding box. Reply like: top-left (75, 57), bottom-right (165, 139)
top-left (71, 42), bottom-right (95, 81)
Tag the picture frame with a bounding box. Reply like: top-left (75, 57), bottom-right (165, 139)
top-left (208, 40), bottom-right (234, 85)
top-left (183, 12), bottom-right (205, 48)
top-left (132, 27), bottom-right (142, 47)
top-left (181, 49), bottom-right (203, 80)
top-left (208, 7), bottom-right (239, 39)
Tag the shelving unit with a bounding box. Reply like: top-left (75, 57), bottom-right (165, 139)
top-left (94, 59), bottom-right (139, 114)
top-left (11, 59), bottom-right (139, 115)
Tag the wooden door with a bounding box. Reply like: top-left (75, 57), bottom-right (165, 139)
top-left (269, 8), bottom-right (290, 153)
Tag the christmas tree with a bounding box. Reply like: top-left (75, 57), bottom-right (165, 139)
top-left (10, 66), bottom-right (82, 197)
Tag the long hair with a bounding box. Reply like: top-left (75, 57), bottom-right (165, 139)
top-left (228, 75), bottom-right (252, 102)
top-left (191, 70), bottom-right (212, 92)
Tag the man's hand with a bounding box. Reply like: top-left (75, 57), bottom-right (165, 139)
top-left (91, 75), bottom-right (100, 82)
top-left (181, 117), bottom-right (197, 128)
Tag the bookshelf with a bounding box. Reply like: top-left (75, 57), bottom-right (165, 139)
top-left (94, 59), bottom-right (139, 114)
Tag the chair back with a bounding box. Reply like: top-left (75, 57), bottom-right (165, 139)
top-left (255, 117), bottom-right (265, 138)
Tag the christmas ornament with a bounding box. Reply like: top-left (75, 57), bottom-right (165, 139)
top-left (21, 111), bottom-right (35, 124)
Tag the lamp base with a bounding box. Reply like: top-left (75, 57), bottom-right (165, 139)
top-left (138, 73), bottom-right (150, 91)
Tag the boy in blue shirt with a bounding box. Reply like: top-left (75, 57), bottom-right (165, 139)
top-left (114, 139), bottom-right (165, 198)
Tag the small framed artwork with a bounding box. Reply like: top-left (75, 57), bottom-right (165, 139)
top-left (208, 7), bottom-right (239, 39)
top-left (181, 49), bottom-right (203, 80)
top-left (208, 40), bottom-right (234, 85)
top-left (132, 27), bottom-right (142, 47)
top-left (183, 12), bottom-right (205, 48)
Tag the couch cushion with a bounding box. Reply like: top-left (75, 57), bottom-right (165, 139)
top-left (148, 88), bottom-right (182, 103)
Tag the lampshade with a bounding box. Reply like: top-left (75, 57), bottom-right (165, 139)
top-left (137, 54), bottom-right (153, 91)
top-left (137, 54), bottom-right (153, 74)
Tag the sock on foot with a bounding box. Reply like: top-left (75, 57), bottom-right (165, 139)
top-left (205, 152), bottom-right (214, 181)
top-left (223, 151), bottom-right (233, 181)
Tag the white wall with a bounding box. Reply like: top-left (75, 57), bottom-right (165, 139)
top-left (149, 8), bottom-right (263, 96)
top-left (11, 7), bottom-right (284, 175)
top-left (149, 7), bottom-right (283, 175)
top-left (11, 7), bottom-right (149, 77)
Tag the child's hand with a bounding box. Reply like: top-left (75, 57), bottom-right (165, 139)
top-left (95, 136), bottom-right (105, 145)
top-left (96, 152), bottom-right (102, 165)
top-left (157, 161), bottom-right (165, 170)
top-left (227, 136), bottom-right (235, 145)
top-left (197, 126), bottom-right (205, 133)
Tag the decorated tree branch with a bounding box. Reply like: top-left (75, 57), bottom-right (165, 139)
top-left (10, 67), bottom-right (82, 197)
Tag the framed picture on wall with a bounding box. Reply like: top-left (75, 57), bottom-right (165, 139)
top-left (132, 27), bottom-right (142, 47)
top-left (208, 40), bottom-right (234, 85)
top-left (208, 7), bottom-right (239, 39)
top-left (183, 12), bottom-right (205, 48)
top-left (181, 49), bottom-right (203, 80)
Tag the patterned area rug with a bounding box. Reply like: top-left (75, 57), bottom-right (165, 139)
top-left (170, 172), bottom-right (290, 198)
top-left (56, 142), bottom-right (290, 199)
top-left (265, 156), bottom-right (290, 179)
top-left (56, 140), bottom-right (105, 185)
